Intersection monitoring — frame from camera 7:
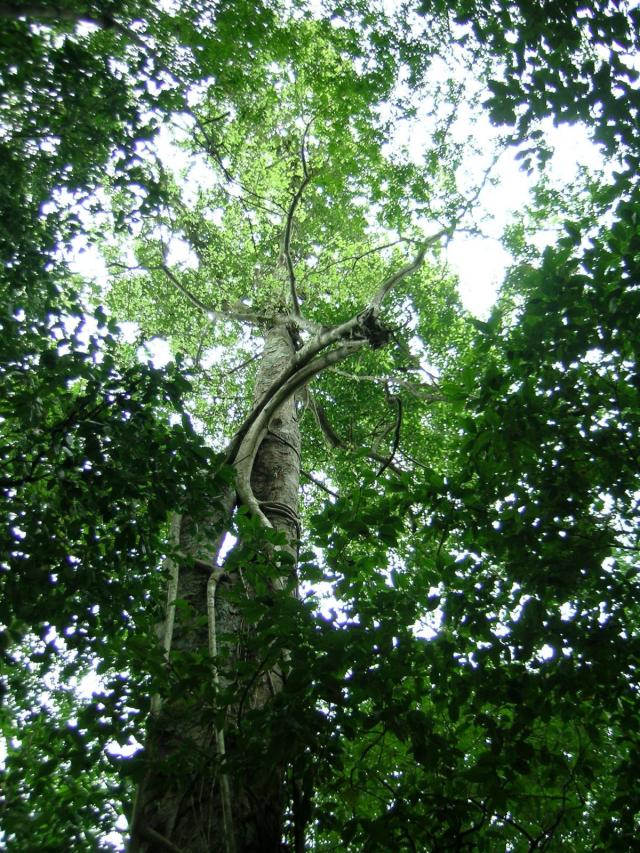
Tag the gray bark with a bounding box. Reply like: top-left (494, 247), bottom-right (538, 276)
top-left (130, 323), bottom-right (300, 853)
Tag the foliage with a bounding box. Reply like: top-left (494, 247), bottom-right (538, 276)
top-left (1, 1), bottom-right (639, 851)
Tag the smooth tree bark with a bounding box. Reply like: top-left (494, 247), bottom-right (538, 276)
top-left (130, 322), bottom-right (301, 853)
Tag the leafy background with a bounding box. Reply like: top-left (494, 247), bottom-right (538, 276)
top-left (1, 0), bottom-right (639, 850)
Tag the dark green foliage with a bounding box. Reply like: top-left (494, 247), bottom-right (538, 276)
top-left (421, 0), bottom-right (640, 161)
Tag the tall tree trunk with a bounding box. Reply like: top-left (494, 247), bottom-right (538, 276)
top-left (130, 322), bottom-right (301, 853)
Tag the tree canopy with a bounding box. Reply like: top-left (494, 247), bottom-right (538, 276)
top-left (1, 1), bottom-right (639, 851)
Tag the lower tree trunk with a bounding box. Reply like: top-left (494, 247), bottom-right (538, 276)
top-left (130, 322), bottom-right (301, 853)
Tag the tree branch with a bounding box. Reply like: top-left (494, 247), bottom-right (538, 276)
top-left (375, 395), bottom-right (402, 478)
top-left (300, 469), bottom-right (338, 498)
top-left (328, 367), bottom-right (445, 402)
top-left (309, 391), bottom-right (404, 476)
top-left (310, 396), bottom-right (342, 450)
top-left (367, 230), bottom-right (449, 314)
top-left (159, 265), bottom-right (267, 324)
top-left (233, 341), bottom-right (366, 525)
top-left (281, 118), bottom-right (315, 316)
top-left (136, 824), bottom-right (186, 853)
top-left (281, 172), bottom-right (311, 317)
top-left (226, 318), bottom-right (368, 466)
top-left (109, 260), bottom-right (273, 326)
top-left (300, 238), bottom-right (409, 284)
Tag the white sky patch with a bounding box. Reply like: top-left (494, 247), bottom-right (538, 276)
top-left (67, 238), bottom-right (109, 287)
top-left (446, 235), bottom-right (511, 317)
top-left (118, 321), bottom-right (140, 343)
top-left (537, 643), bottom-right (555, 661)
top-left (165, 236), bottom-right (199, 268)
top-left (137, 337), bottom-right (173, 368)
top-left (445, 120), bottom-right (604, 316)
top-left (412, 604), bottom-right (443, 640)
top-left (200, 345), bottom-right (227, 368)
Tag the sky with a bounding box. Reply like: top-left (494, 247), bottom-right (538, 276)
top-left (447, 120), bottom-right (604, 315)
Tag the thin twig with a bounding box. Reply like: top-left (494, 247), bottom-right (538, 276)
top-left (368, 231), bottom-right (448, 314)
top-left (375, 396), bottom-right (402, 479)
top-left (299, 238), bottom-right (409, 284)
top-left (300, 469), bottom-right (339, 498)
top-left (281, 172), bottom-right (311, 317)
top-left (225, 352), bottom-right (260, 376)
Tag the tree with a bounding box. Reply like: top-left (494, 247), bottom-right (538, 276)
top-left (1, 1), bottom-right (639, 851)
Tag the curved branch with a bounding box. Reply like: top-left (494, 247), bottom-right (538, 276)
top-left (309, 391), bottom-right (404, 476)
top-left (368, 235), bottom-right (442, 314)
top-left (281, 172), bottom-right (311, 317)
top-left (234, 341), bottom-right (366, 524)
top-left (375, 396), bottom-right (402, 479)
top-left (226, 320), bottom-right (365, 465)
top-left (310, 396), bottom-right (342, 449)
top-left (226, 231), bottom-right (445, 478)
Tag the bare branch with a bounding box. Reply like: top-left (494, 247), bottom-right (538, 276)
top-left (109, 260), bottom-right (272, 326)
top-left (281, 172), bottom-right (311, 317)
top-left (309, 391), bottom-right (405, 476)
top-left (160, 265), bottom-right (262, 323)
top-left (136, 824), bottom-right (185, 853)
top-left (300, 469), bottom-right (339, 499)
top-left (300, 238), bottom-right (409, 284)
top-left (280, 118), bottom-right (316, 316)
top-left (225, 352), bottom-right (261, 377)
top-left (375, 396), bottom-right (402, 478)
top-left (300, 116), bottom-right (315, 181)
top-left (310, 397), bottom-right (342, 450)
top-left (368, 229), bottom-right (449, 314)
